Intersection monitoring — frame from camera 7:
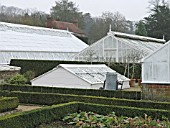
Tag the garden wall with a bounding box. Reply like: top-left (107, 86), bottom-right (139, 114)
top-left (142, 84), bottom-right (170, 102)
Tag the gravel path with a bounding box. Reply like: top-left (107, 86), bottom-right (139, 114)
top-left (0, 105), bottom-right (43, 117)
top-left (17, 105), bottom-right (42, 112)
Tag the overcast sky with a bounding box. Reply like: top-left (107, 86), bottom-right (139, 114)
top-left (0, 0), bottom-right (151, 21)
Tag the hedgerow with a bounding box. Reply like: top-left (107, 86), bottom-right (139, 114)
top-left (0, 91), bottom-right (169, 110)
top-left (1, 84), bottom-right (141, 100)
top-left (0, 97), bottom-right (19, 113)
top-left (0, 102), bottom-right (169, 128)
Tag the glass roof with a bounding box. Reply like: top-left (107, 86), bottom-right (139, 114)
top-left (116, 37), bottom-right (163, 55)
top-left (0, 22), bottom-right (88, 64)
top-left (0, 22), bottom-right (88, 52)
top-left (75, 31), bottom-right (164, 62)
top-left (60, 64), bottom-right (130, 84)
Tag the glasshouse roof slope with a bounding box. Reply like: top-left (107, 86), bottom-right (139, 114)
top-left (112, 31), bottom-right (164, 54)
top-left (58, 64), bottom-right (130, 84)
top-left (141, 40), bottom-right (170, 62)
top-left (142, 40), bottom-right (170, 83)
top-left (75, 31), bottom-right (165, 62)
top-left (32, 64), bottom-right (129, 84)
top-left (0, 22), bottom-right (88, 64)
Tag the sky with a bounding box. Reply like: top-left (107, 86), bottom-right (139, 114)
top-left (0, 0), bottom-right (151, 21)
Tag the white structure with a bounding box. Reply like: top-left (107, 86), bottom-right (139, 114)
top-left (75, 31), bottom-right (165, 63)
top-left (31, 64), bottom-right (130, 89)
top-left (0, 22), bottom-right (88, 64)
top-left (142, 41), bottom-right (170, 83)
top-left (0, 65), bottom-right (21, 83)
top-left (0, 65), bottom-right (21, 71)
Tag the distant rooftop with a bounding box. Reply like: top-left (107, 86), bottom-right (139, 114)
top-left (46, 20), bottom-right (86, 37)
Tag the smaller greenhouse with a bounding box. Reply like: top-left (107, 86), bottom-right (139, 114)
top-left (31, 64), bottom-right (130, 89)
top-left (75, 31), bottom-right (165, 63)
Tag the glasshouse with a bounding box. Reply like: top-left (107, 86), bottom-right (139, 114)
top-left (75, 30), bottom-right (165, 63)
top-left (141, 40), bottom-right (170, 102)
top-left (0, 22), bottom-right (88, 64)
top-left (31, 64), bottom-right (130, 89)
top-left (142, 40), bottom-right (170, 83)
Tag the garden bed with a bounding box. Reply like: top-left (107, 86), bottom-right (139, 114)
top-left (37, 110), bottom-right (170, 128)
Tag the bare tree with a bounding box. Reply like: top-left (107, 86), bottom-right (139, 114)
top-left (102, 11), bottom-right (128, 32)
top-left (112, 12), bottom-right (128, 32)
top-left (126, 50), bottom-right (144, 78)
top-left (89, 11), bottom-right (128, 43)
top-left (85, 49), bottom-right (96, 64)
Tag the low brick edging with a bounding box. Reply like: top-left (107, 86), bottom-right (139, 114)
top-left (142, 83), bottom-right (170, 102)
top-left (147, 85), bottom-right (170, 88)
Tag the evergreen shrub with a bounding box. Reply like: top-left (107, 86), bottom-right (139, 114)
top-left (1, 84), bottom-right (141, 100)
top-left (0, 102), bottom-right (78, 128)
top-left (0, 91), bottom-right (169, 110)
top-left (0, 102), bottom-right (169, 128)
top-left (0, 97), bottom-right (19, 113)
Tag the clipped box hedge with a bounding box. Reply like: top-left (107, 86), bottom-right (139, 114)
top-left (1, 84), bottom-right (141, 100)
top-left (0, 91), bottom-right (169, 110)
top-left (78, 102), bottom-right (170, 120)
top-left (0, 102), bottom-right (78, 128)
top-left (0, 97), bottom-right (19, 113)
top-left (0, 85), bottom-right (3, 90)
top-left (0, 102), bottom-right (169, 128)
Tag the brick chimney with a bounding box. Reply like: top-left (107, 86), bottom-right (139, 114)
top-left (46, 15), bottom-right (54, 28)
top-left (72, 19), bottom-right (78, 27)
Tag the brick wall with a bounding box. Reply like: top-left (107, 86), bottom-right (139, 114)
top-left (142, 84), bottom-right (170, 102)
top-left (0, 71), bottom-right (20, 84)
